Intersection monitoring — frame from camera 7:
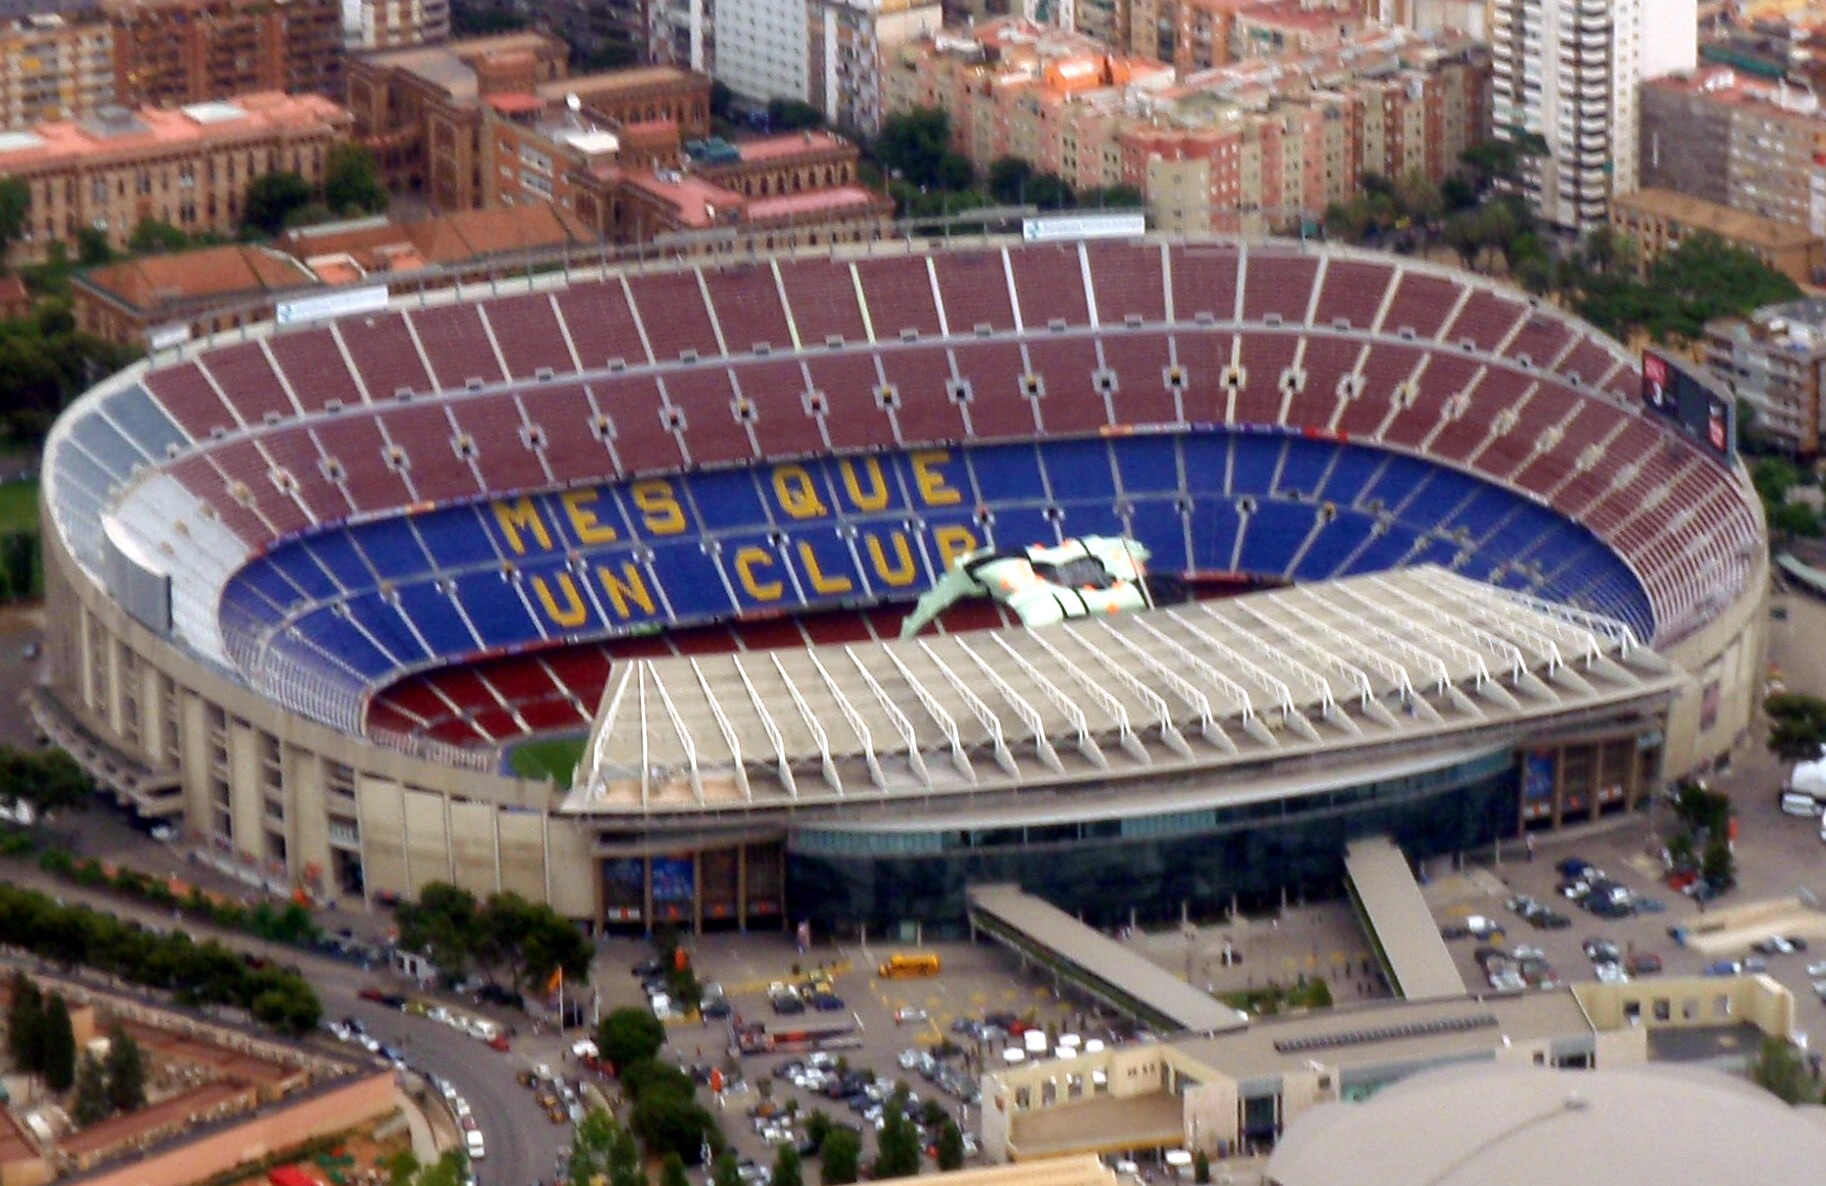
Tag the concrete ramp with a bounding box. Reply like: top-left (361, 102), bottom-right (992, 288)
top-left (1345, 837), bottom-right (1467, 1002)
top-left (967, 884), bottom-right (1247, 1035)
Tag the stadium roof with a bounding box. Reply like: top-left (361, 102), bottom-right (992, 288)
top-left (566, 567), bottom-right (1682, 814)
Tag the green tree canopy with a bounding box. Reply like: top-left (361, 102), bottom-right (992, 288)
top-left (662, 1153), bottom-right (694, 1186)
top-left (767, 99), bottom-right (825, 131)
top-left (0, 178), bottom-right (28, 270)
top-left (74, 1051), bottom-right (109, 1125)
top-left (872, 1085), bottom-right (921, 1179)
top-left (1766, 693), bottom-right (1826, 763)
top-left (935, 1118), bottom-right (965, 1171)
top-left (770, 1142), bottom-right (803, 1186)
top-left (6, 971), bottom-right (42, 1073)
top-left (712, 1152), bottom-right (744, 1186)
top-left (597, 1007), bottom-right (667, 1070)
top-left (818, 1127), bottom-right (861, 1186)
top-left (324, 143), bottom-right (389, 217)
top-left (242, 172), bottom-right (314, 237)
top-left (1749, 1036), bottom-right (1819, 1104)
top-left (396, 882), bottom-right (479, 978)
top-left (876, 108), bottom-right (972, 193)
top-left (103, 1025), bottom-right (145, 1112)
top-left (42, 992), bottom-right (75, 1092)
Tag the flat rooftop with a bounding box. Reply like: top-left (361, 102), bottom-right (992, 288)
top-left (1007, 1094), bottom-right (1187, 1159)
top-left (1615, 187), bottom-right (1822, 251)
top-left (970, 883), bottom-right (1249, 1035)
top-left (1172, 987), bottom-right (1594, 1082)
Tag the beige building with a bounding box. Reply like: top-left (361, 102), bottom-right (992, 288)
top-left (0, 91), bottom-right (351, 264)
top-left (884, 20), bottom-right (1488, 234)
top-left (1611, 187), bottom-right (1826, 288)
top-left (344, 0), bottom-right (452, 49)
top-left (980, 976), bottom-right (1795, 1162)
top-left (1704, 297), bottom-right (1826, 455)
top-left (0, 9), bottom-right (114, 131)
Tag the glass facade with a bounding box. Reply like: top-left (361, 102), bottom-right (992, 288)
top-left (787, 750), bottom-right (1518, 933)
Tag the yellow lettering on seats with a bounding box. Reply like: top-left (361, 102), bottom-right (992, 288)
top-left (934, 525), bottom-right (980, 569)
top-left (530, 572), bottom-right (589, 628)
top-left (596, 561), bottom-right (658, 619)
top-left (560, 488), bottom-right (620, 544)
top-left (630, 480), bottom-right (686, 535)
top-left (491, 496), bottom-right (552, 555)
top-left (910, 450), bottom-right (962, 506)
top-left (798, 542), bottom-right (854, 594)
top-left (772, 464), bottom-right (828, 519)
top-left (838, 457), bottom-right (891, 511)
top-left (865, 531), bottom-right (917, 587)
top-left (733, 546), bottom-right (784, 601)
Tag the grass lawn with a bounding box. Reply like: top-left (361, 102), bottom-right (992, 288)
top-left (507, 735), bottom-right (588, 788)
top-left (0, 480), bottom-right (38, 534)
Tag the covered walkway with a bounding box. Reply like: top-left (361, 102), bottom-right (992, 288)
top-left (967, 884), bottom-right (1247, 1035)
top-left (1344, 837), bottom-right (1465, 1001)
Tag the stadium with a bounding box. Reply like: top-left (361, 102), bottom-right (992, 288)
top-left (36, 230), bottom-right (1768, 935)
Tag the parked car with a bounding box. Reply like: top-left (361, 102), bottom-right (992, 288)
top-left (1753, 936), bottom-right (1795, 956)
top-left (1626, 952), bottom-right (1663, 975)
top-left (894, 1007), bottom-right (929, 1025)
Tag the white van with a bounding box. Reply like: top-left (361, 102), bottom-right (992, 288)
top-left (1780, 791), bottom-right (1820, 817)
top-left (464, 1130), bottom-right (486, 1161)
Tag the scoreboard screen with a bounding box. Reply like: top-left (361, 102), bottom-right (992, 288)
top-left (1642, 350), bottom-right (1735, 464)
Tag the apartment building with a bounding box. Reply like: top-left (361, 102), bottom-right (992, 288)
top-left (885, 20), bottom-right (1488, 234)
top-left (650, 0), bottom-right (714, 74)
top-left (0, 92), bottom-right (351, 263)
top-left (343, 0), bottom-right (451, 50)
top-left (807, 0), bottom-right (941, 134)
top-left (100, 0), bottom-right (344, 106)
top-left (1612, 187), bottom-right (1825, 286)
top-left (1705, 297), bottom-right (1826, 455)
top-left (1641, 65), bottom-right (1826, 238)
top-left (0, 9), bottom-right (114, 131)
top-left (1488, 0), bottom-right (1695, 236)
top-left (715, 0), bottom-right (807, 103)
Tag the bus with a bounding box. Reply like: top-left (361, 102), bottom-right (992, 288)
top-left (877, 952), bottom-right (941, 978)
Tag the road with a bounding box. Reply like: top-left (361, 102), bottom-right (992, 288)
top-left (0, 855), bottom-right (570, 1186)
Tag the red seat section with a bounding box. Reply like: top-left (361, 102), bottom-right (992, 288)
top-left (1558, 336), bottom-right (1622, 388)
top-left (1502, 311), bottom-right (1573, 370)
top-left (1234, 332), bottom-right (1297, 425)
top-left (206, 437), bottom-right (309, 538)
top-left (804, 352), bottom-right (893, 451)
top-left (1086, 241), bottom-right (1166, 325)
top-left (166, 452), bottom-right (265, 544)
top-left (553, 278), bottom-right (650, 369)
top-left (267, 329), bottom-right (363, 412)
top-left (703, 262), bottom-right (792, 353)
top-left (626, 270), bottom-right (721, 361)
top-left (1025, 336), bottom-right (1108, 436)
top-left (516, 381), bottom-right (619, 485)
top-left (951, 340), bottom-right (1036, 441)
top-left (1008, 243), bottom-right (1091, 329)
top-left (854, 255), bottom-right (941, 338)
top-left (451, 396), bottom-right (549, 494)
top-left (1241, 250), bottom-right (1320, 323)
top-left (144, 362), bottom-right (238, 439)
top-left (877, 346), bottom-right (965, 445)
top-left (778, 258), bottom-right (868, 345)
top-left (378, 402), bottom-right (480, 505)
top-left (337, 312), bottom-right (433, 399)
top-left (662, 366), bottom-right (754, 467)
top-left (1311, 258), bottom-right (1394, 330)
top-left (1098, 332), bottom-right (1178, 426)
top-left (258, 424), bottom-right (352, 525)
top-left (481, 291), bottom-right (575, 380)
top-left (1383, 269), bottom-right (1461, 339)
top-left (411, 303), bottom-right (506, 389)
top-left (315, 415), bottom-right (413, 512)
top-left (932, 249), bottom-right (1017, 334)
top-left (1443, 289), bottom-right (1525, 353)
top-left (594, 373), bottom-right (684, 475)
top-left (197, 342), bottom-right (294, 426)
top-left (732, 358), bottom-right (824, 458)
top-left (1170, 328), bottom-right (1233, 425)
top-left (1169, 243), bottom-right (1241, 321)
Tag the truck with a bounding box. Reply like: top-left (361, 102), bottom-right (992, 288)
top-left (732, 1019), bottom-right (859, 1056)
top-left (876, 952), bottom-right (941, 979)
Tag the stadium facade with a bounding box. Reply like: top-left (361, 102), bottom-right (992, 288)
top-left (37, 234), bottom-right (1767, 935)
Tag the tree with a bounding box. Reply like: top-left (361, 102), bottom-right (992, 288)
top-left (663, 1153), bottom-right (694, 1186)
top-left (1766, 693), bottom-right (1826, 763)
top-left (766, 99), bottom-right (825, 131)
top-left (396, 881), bottom-right (479, 979)
top-left (876, 108), bottom-right (971, 194)
top-left (1702, 835), bottom-right (1735, 890)
top-left (75, 227), bottom-right (114, 267)
top-left (103, 1025), bottom-right (145, 1112)
top-left (1748, 1036), bottom-right (1817, 1104)
top-left (819, 1127), bottom-right (861, 1186)
top-left (0, 178), bottom-right (29, 270)
top-left (771, 1142), bottom-right (804, 1186)
top-left (598, 1007), bottom-right (667, 1070)
top-left (713, 1152), bottom-right (744, 1186)
top-left (1193, 1151), bottom-right (1210, 1184)
top-left (242, 172), bottom-right (313, 236)
top-left (41, 992), bottom-right (75, 1092)
top-left (630, 1091), bottom-right (722, 1164)
top-left (935, 1119), bottom-right (965, 1171)
top-left (414, 1150), bottom-right (469, 1186)
top-left (6, 970), bottom-right (42, 1072)
top-left (73, 1052), bottom-right (110, 1125)
top-left (324, 143), bottom-right (389, 217)
top-left (608, 1118), bottom-right (644, 1186)
top-left (872, 1085), bottom-right (921, 1179)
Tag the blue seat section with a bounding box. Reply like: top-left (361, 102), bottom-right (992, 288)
top-left (1318, 448), bottom-right (1384, 507)
top-left (351, 518), bottom-right (431, 583)
top-left (1125, 498), bottom-right (1191, 574)
top-left (104, 384), bottom-right (191, 459)
top-left (303, 533), bottom-right (374, 590)
top-left (212, 428), bottom-right (1657, 699)
top-left (266, 546), bottom-right (342, 601)
top-left (968, 442), bottom-right (1047, 505)
top-left (397, 583), bottom-right (477, 656)
top-left (68, 413), bottom-right (145, 483)
top-left (417, 505), bottom-right (501, 569)
top-left (1238, 501), bottom-right (1318, 577)
top-left (1274, 437), bottom-right (1336, 498)
top-left (1112, 436), bottom-right (1181, 494)
top-left (1228, 433), bottom-right (1281, 495)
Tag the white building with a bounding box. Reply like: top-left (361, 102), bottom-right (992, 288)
top-left (808, 0), bottom-right (940, 134)
top-left (339, 0), bottom-right (449, 49)
top-left (1490, 0), bottom-right (1696, 235)
top-left (714, 0), bottom-right (808, 102)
